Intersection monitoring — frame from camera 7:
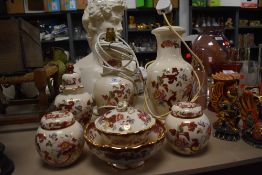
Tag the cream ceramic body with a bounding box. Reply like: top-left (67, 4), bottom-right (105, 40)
top-left (146, 26), bottom-right (194, 116)
top-left (84, 119), bottom-right (165, 169)
top-left (165, 102), bottom-right (211, 155)
top-left (94, 101), bottom-right (155, 147)
top-left (74, 0), bottom-right (127, 94)
top-left (93, 75), bottom-right (135, 109)
top-left (35, 111), bottom-right (84, 167)
top-left (54, 65), bottom-right (94, 126)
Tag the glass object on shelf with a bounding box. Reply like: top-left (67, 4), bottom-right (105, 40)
top-left (192, 28), bottom-right (233, 77)
top-left (239, 60), bottom-right (259, 87)
top-left (128, 15), bottom-right (136, 29)
top-left (73, 26), bottom-right (82, 40)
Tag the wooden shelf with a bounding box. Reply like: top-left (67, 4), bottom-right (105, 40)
top-left (239, 26), bottom-right (262, 29)
top-left (128, 29), bottom-right (153, 32)
top-left (41, 38), bottom-right (69, 43)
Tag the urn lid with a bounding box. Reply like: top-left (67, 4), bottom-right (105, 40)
top-left (41, 111), bottom-right (75, 130)
top-left (94, 101), bottom-right (155, 135)
top-left (60, 64), bottom-right (84, 91)
top-left (171, 102), bottom-right (203, 119)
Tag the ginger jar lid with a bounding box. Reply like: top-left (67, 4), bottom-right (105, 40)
top-left (41, 111), bottom-right (75, 130)
top-left (60, 64), bottom-right (84, 92)
top-left (94, 101), bottom-right (155, 135)
top-left (171, 102), bottom-right (203, 119)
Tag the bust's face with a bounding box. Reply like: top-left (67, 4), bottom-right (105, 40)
top-left (97, 7), bottom-right (124, 36)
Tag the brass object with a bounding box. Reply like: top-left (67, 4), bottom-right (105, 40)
top-left (105, 28), bottom-right (116, 42)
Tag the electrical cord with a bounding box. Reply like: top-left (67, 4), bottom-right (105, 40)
top-left (93, 31), bottom-right (142, 113)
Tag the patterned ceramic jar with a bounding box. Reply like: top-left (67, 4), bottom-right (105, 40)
top-left (35, 111), bottom-right (84, 167)
top-left (94, 101), bottom-right (156, 147)
top-left (165, 102), bottom-right (211, 155)
top-left (55, 64), bottom-right (94, 126)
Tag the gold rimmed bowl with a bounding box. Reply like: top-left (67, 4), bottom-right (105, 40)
top-left (84, 119), bottom-right (165, 169)
top-left (94, 101), bottom-right (156, 147)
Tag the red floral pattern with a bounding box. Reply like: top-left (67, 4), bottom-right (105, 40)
top-left (102, 84), bottom-right (132, 106)
top-left (161, 40), bottom-right (180, 48)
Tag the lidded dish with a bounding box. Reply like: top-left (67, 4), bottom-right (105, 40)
top-left (94, 101), bottom-right (156, 147)
top-left (35, 111), bottom-right (84, 167)
top-left (85, 117), bottom-right (165, 169)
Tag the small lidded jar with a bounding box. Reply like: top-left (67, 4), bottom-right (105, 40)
top-left (165, 102), bottom-right (211, 155)
top-left (35, 111), bottom-right (84, 167)
top-left (94, 101), bottom-right (156, 147)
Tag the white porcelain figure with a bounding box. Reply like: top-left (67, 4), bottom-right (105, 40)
top-left (146, 26), bottom-right (194, 116)
top-left (74, 0), bottom-right (128, 94)
top-left (165, 102), bottom-right (211, 155)
top-left (35, 111), bottom-right (84, 167)
top-left (94, 101), bottom-right (155, 147)
top-left (54, 64), bottom-right (94, 126)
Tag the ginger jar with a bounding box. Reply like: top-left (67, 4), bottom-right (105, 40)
top-left (35, 111), bottom-right (84, 167)
top-left (54, 64), bottom-right (94, 126)
top-left (165, 102), bottom-right (211, 155)
top-left (146, 26), bottom-right (194, 116)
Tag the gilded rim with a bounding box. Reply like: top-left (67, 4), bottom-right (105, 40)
top-left (84, 119), bottom-right (165, 151)
top-left (171, 113), bottom-right (203, 119)
top-left (94, 113), bottom-right (156, 136)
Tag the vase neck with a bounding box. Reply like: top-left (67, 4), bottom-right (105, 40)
top-left (155, 34), bottom-right (182, 60)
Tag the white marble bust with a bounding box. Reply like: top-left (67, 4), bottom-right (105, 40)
top-left (74, 0), bottom-right (126, 94)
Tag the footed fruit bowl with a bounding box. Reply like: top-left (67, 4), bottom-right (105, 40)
top-left (84, 119), bottom-right (165, 169)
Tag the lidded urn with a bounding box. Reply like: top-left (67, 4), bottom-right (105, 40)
top-left (54, 64), bottom-right (94, 126)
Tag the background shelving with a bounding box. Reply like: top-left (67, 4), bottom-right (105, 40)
top-left (124, 8), bottom-right (179, 66)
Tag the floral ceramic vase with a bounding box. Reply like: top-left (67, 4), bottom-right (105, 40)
top-left (239, 87), bottom-right (262, 148)
top-left (35, 111), bottom-right (84, 167)
top-left (146, 26), bottom-right (194, 116)
top-left (165, 102), bottom-right (211, 155)
top-left (54, 64), bottom-right (94, 126)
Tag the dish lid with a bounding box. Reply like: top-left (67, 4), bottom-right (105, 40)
top-left (60, 64), bottom-right (84, 92)
top-left (41, 111), bottom-right (75, 130)
top-left (171, 102), bottom-right (203, 119)
top-left (94, 101), bottom-right (155, 135)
